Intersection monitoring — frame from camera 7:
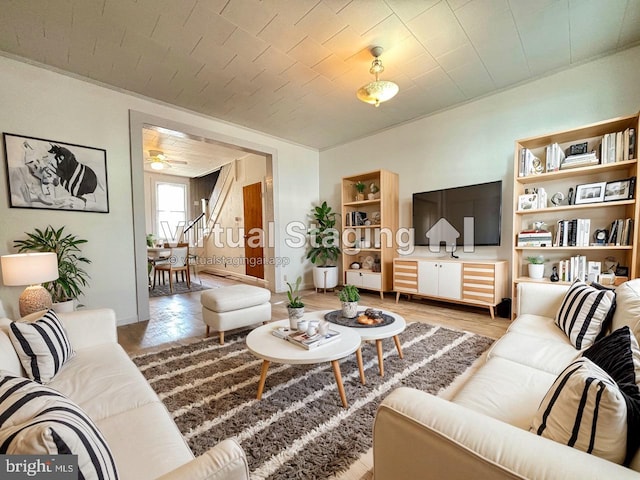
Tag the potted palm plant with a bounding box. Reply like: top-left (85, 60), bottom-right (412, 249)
top-left (338, 284), bottom-right (360, 318)
top-left (14, 226), bottom-right (91, 312)
top-left (307, 201), bottom-right (340, 291)
top-left (286, 276), bottom-right (305, 329)
top-left (354, 181), bottom-right (366, 201)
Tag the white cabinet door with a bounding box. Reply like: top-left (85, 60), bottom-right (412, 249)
top-left (438, 262), bottom-right (462, 299)
top-left (417, 261), bottom-right (439, 296)
top-left (361, 272), bottom-right (381, 290)
top-left (346, 271), bottom-right (381, 290)
top-left (346, 271), bottom-right (362, 287)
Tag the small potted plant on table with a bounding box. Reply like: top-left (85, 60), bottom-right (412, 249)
top-left (286, 276), bottom-right (305, 329)
top-left (339, 284), bottom-right (360, 318)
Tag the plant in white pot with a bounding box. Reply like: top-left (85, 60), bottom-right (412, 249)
top-left (286, 276), bottom-right (305, 329)
top-left (338, 284), bottom-right (360, 318)
top-left (14, 226), bottom-right (91, 312)
top-left (307, 201), bottom-right (340, 291)
top-left (526, 255), bottom-right (546, 279)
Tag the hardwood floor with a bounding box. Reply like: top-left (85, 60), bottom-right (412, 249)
top-left (118, 273), bottom-right (509, 354)
top-left (117, 272), bottom-right (510, 479)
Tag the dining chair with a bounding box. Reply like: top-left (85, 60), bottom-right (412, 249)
top-left (153, 246), bottom-right (190, 292)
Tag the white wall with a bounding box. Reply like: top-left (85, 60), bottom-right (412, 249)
top-left (0, 55), bottom-right (319, 323)
top-left (320, 46), bottom-right (640, 271)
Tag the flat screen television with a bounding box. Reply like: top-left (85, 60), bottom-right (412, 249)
top-left (412, 180), bottom-right (502, 247)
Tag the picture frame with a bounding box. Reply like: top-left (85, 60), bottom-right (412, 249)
top-left (604, 177), bottom-right (635, 202)
top-left (518, 193), bottom-right (538, 211)
top-left (3, 132), bottom-right (109, 213)
top-left (574, 181), bottom-right (606, 205)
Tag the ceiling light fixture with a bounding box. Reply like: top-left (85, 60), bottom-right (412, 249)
top-left (148, 150), bottom-right (165, 170)
top-left (356, 46), bottom-right (399, 107)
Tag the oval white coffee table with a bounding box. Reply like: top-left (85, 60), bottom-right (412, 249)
top-left (323, 307), bottom-right (406, 377)
top-left (246, 317), bottom-right (364, 408)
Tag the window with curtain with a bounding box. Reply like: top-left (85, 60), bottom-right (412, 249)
top-left (156, 182), bottom-right (187, 242)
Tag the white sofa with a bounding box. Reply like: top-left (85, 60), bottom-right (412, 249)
top-left (0, 308), bottom-right (249, 480)
top-left (374, 282), bottom-right (640, 479)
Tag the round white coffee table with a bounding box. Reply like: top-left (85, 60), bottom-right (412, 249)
top-left (323, 307), bottom-right (406, 377)
top-left (246, 317), bottom-right (364, 408)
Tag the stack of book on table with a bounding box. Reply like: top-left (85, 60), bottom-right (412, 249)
top-left (272, 327), bottom-right (341, 350)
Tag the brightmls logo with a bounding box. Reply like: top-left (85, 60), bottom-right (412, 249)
top-left (1, 455), bottom-right (77, 479)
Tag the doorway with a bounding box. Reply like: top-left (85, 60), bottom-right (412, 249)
top-left (130, 111), bottom-right (278, 323)
top-left (243, 182), bottom-right (264, 279)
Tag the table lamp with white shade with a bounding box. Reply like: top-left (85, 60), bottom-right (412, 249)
top-left (1, 252), bottom-right (59, 316)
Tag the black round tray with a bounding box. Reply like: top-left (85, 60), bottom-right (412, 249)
top-left (324, 310), bottom-right (395, 328)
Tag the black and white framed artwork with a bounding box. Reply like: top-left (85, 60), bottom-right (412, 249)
top-left (3, 133), bottom-right (109, 213)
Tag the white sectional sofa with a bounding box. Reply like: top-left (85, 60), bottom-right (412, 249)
top-left (374, 281), bottom-right (640, 479)
top-left (0, 308), bottom-right (249, 480)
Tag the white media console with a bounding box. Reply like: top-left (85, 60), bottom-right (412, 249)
top-left (393, 258), bottom-right (509, 318)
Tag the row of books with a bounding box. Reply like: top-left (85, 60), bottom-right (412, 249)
top-left (556, 256), bottom-right (601, 283)
top-left (272, 326), bottom-right (341, 350)
top-left (609, 218), bottom-right (634, 246)
top-left (518, 127), bottom-right (636, 177)
top-left (518, 148), bottom-right (542, 177)
top-left (600, 128), bottom-right (636, 164)
top-left (555, 219), bottom-right (591, 247)
top-left (345, 211), bottom-right (367, 226)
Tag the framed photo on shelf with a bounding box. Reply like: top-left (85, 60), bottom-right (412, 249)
top-left (574, 181), bottom-right (606, 205)
top-left (604, 177), bottom-right (635, 202)
top-left (518, 193), bottom-right (538, 211)
top-left (3, 132), bottom-right (109, 213)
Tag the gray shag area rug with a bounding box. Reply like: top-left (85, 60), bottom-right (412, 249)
top-left (148, 281), bottom-right (211, 297)
top-left (131, 322), bottom-right (493, 480)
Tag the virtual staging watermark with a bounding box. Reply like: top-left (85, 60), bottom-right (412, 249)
top-left (168, 254), bottom-right (290, 268)
top-left (1, 455), bottom-right (77, 479)
top-left (158, 217), bottom-right (476, 256)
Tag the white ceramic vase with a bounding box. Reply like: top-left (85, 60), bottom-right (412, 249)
top-left (52, 300), bottom-right (75, 313)
top-left (528, 263), bottom-right (544, 279)
top-left (287, 306), bottom-right (304, 329)
top-left (341, 301), bottom-right (358, 319)
top-left (313, 266), bottom-right (338, 290)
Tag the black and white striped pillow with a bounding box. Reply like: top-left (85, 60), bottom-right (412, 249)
top-left (555, 281), bottom-right (615, 349)
top-left (583, 326), bottom-right (640, 465)
top-left (0, 374), bottom-right (119, 479)
top-left (9, 309), bottom-right (74, 383)
top-left (531, 357), bottom-right (628, 463)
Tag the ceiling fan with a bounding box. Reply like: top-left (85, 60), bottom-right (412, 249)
top-left (145, 149), bottom-right (187, 170)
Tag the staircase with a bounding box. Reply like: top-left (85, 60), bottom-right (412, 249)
top-left (182, 161), bottom-right (235, 254)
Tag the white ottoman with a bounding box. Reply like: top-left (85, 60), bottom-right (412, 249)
top-left (201, 284), bottom-right (271, 344)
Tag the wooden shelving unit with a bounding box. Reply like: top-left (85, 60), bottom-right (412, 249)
top-left (512, 112), bottom-right (640, 316)
top-left (341, 169), bottom-right (398, 298)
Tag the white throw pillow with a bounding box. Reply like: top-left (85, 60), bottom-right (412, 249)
top-left (0, 374), bottom-right (119, 479)
top-left (555, 281), bottom-right (615, 349)
top-left (611, 279), bottom-right (640, 341)
top-left (9, 309), bottom-right (74, 383)
top-left (531, 357), bottom-right (627, 464)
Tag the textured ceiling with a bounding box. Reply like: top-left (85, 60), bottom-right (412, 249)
top-left (1, 0), bottom-right (639, 151)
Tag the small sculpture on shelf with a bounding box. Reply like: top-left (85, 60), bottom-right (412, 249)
top-left (368, 182), bottom-right (380, 200)
top-left (550, 266), bottom-right (559, 282)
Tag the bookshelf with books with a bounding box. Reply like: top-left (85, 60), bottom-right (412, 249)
top-left (341, 169), bottom-right (399, 298)
top-left (512, 113), bottom-right (640, 316)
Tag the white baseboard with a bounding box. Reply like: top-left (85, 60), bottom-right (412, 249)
top-left (200, 267), bottom-right (270, 290)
